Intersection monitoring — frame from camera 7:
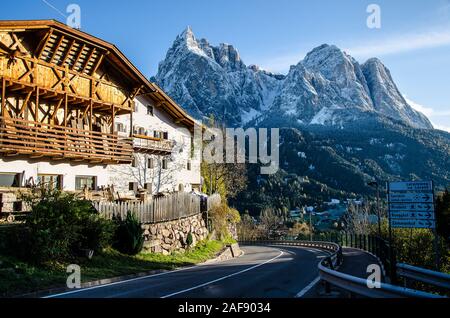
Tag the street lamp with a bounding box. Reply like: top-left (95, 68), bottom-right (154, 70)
top-left (368, 181), bottom-right (382, 237)
top-left (303, 209), bottom-right (313, 241)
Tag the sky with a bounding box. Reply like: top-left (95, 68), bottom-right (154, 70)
top-left (1, 0), bottom-right (449, 131)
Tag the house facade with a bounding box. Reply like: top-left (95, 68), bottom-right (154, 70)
top-left (0, 20), bottom-right (200, 196)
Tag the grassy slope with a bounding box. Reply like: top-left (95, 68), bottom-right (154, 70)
top-left (0, 240), bottom-right (226, 297)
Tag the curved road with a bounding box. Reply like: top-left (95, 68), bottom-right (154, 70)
top-left (47, 245), bottom-right (330, 298)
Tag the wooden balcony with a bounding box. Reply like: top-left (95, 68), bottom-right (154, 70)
top-left (0, 117), bottom-right (133, 164)
top-left (132, 134), bottom-right (174, 155)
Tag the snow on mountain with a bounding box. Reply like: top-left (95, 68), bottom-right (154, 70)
top-left (153, 28), bottom-right (433, 130)
top-left (153, 27), bottom-right (282, 125)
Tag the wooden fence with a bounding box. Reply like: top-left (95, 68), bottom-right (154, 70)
top-left (94, 192), bottom-right (202, 224)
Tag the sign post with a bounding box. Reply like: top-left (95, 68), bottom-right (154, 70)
top-left (387, 180), bottom-right (440, 271)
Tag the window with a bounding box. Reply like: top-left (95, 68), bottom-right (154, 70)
top-left (0, 173), bottom-right (22, 187)
top-left (187, 161), bottom-right (191, 171)
top-left (129, 182), bottom-right (138, 192)
top-left (37, 174), bottom-right (63, 190)
top-left (144, 183), bottom-right (152, 193)
top-left (153, 131), bottom-right (168, 140)
top-left (162, 159), bottom-right (168, 170)
top-left (75, 176), bottom-right (97, 191)
top-left (147, 158), bottom-right (154, 169)
top-left (147, 105), bottom-right (154, 116)
top-left (131, 156), bottom-right (137, 168)
top-left (115, 123), bottom-right (126, 133)
top-left (154, 131), bottom-right (162, 139)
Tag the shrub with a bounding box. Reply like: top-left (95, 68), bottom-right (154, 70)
top-left (113, 212), bottom-right (144, 255)
top-left (186, 232), bottom-right (194, 247)
top-left (8, 188), bottom-right (115, 264)
top-left (209, 200), bottom-right (241, 240)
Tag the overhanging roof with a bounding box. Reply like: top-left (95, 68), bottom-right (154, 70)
top-left (0, 19), bottom-right (196, 128)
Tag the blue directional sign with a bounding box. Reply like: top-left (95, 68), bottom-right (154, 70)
top-left (391, 219), bottom-right (436, 229)
top-left (388, 181), bottom-right (435, 229)
top-left (388, 192), bottom-right (433, 203)
top-left (389, 203), bottom-right (434, 213)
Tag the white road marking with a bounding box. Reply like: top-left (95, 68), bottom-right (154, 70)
top-left (43, 265), bottom-right (200, 298)
top-left (295, 276), bottom-right (321, 298)
top-left (44, 247), bottom-right (281, 298)
top-left (160, 250), bottom-right (285, 298)
top-left (295, 248), bottom-right (332, 298)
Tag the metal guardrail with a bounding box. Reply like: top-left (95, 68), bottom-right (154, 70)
top-left (397, 263), bottom-right (450, 290)
top-left (239, 239), bottom-right (445, 298)
top-left (238, 240), bottom-right (341, 257)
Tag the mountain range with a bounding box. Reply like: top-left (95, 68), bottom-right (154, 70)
top-left (152, 27), bottom-right (450, 214)
top-left (153, 27), bottom-right (432, 130)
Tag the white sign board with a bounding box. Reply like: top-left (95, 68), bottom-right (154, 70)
top-left (389, 211), bottom-right (435, 220)
top-left (389, 203), bottom-right (434, 213)
top-left (388, 192), bottom-right (433, 203)
top-left (388, 181), bottom-right (435, 229)
top-left (391, 219), bottom-right (436, 229)
top-left (389, 181), bottom-right (432, 192)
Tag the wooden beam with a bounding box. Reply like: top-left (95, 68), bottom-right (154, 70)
top-left (71, 43), bottom-right (86, 71)
top-left (155, 101), bottom-right (164, 108)
top-left (64, 94), bottom-right (68, 126)
top-left (61, 39), bottom-right (76, 66)
top-left (35, 87), bottom-right (39, 121)
top-left (36, 29), bottom-right (54, 59)
top-left (10, 33), bottom-right (28, 54)
top-left (111, 104), bottom-right (115, 135)
top-left (18, 91), bottom-right (32, 117)
top-left (49, 35), bottom-right (65, 64)
top-left (81, 48), bottom-right (96, 74)
top-left (89, 100), bottom-right (93, 131)
top-left (91, 53), bottom-right (105, 74)
top-left (50, 98), bottom-right (64, 122)
top-left (1, 77), bottom-right (5, 116)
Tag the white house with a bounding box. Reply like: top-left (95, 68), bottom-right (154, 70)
top-left (108, 93), bottom-right (201, 195)
top-left (0, 20), bottom-right (200, 197)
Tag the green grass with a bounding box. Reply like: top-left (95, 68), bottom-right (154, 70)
top-left (0, 240), bottom-right (226, 297)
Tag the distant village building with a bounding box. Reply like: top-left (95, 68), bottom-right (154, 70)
top-left (0, 20), bottom-right (200, 195)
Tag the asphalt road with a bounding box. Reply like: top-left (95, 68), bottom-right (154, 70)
top-left (47, 245), bottom-right (330, 298)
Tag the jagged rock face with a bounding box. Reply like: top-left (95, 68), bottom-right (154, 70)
top-left (362, 58), bottom-right (433, 129)
top-left (153, 27), bottom-right (282, 125)
top-left (154, 29), bottom-right (433, 129)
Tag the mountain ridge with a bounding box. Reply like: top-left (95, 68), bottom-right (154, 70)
top-left (153, 28), bottom-right (433, 130)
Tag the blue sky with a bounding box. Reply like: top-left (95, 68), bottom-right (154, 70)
top-left (1, 0), bottom-right (450, 131)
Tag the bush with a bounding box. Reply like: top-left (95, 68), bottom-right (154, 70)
top-left (186, 232), bottom-right (194, 247)
top-left (209, 200), bottom-right (241, 240)
top-left (8, 188), bottom-right (115, 264)
top-left (112, 212), bottom-right (144, 255)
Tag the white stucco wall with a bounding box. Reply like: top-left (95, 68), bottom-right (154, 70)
top-left (107, 95), bottom-right (201, 194)
top-left (0, 158), bottom-right (108, 191)
top-left (0, 96), bottom-right (201, 194)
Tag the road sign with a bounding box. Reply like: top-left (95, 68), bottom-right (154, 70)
top-left (389, 211), bottom-right (435, 220)
top-left (389, 203), bottom-right (434, 213)
top-left (389, 181), bottom-right (432, 192)
top-left (388, 192), bottom-right (433, 203)
top-left (388, 181), bottom-right (435, 229)
top-left (391, 219), bottom-right (436, 229)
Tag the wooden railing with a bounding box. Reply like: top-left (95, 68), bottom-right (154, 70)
top-left (132, 134), bottom-right (174, 153)
top-left (0, 116), bottom-right (133, 163)
top-left (94, 192), bottom-right (201, 224)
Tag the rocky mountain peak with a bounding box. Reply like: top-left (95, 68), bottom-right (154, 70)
top-left (154, 31), bottom-right (434, 130)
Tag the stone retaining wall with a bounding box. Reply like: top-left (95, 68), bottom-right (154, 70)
top-left (142, 213), bottom-right (208, 255)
